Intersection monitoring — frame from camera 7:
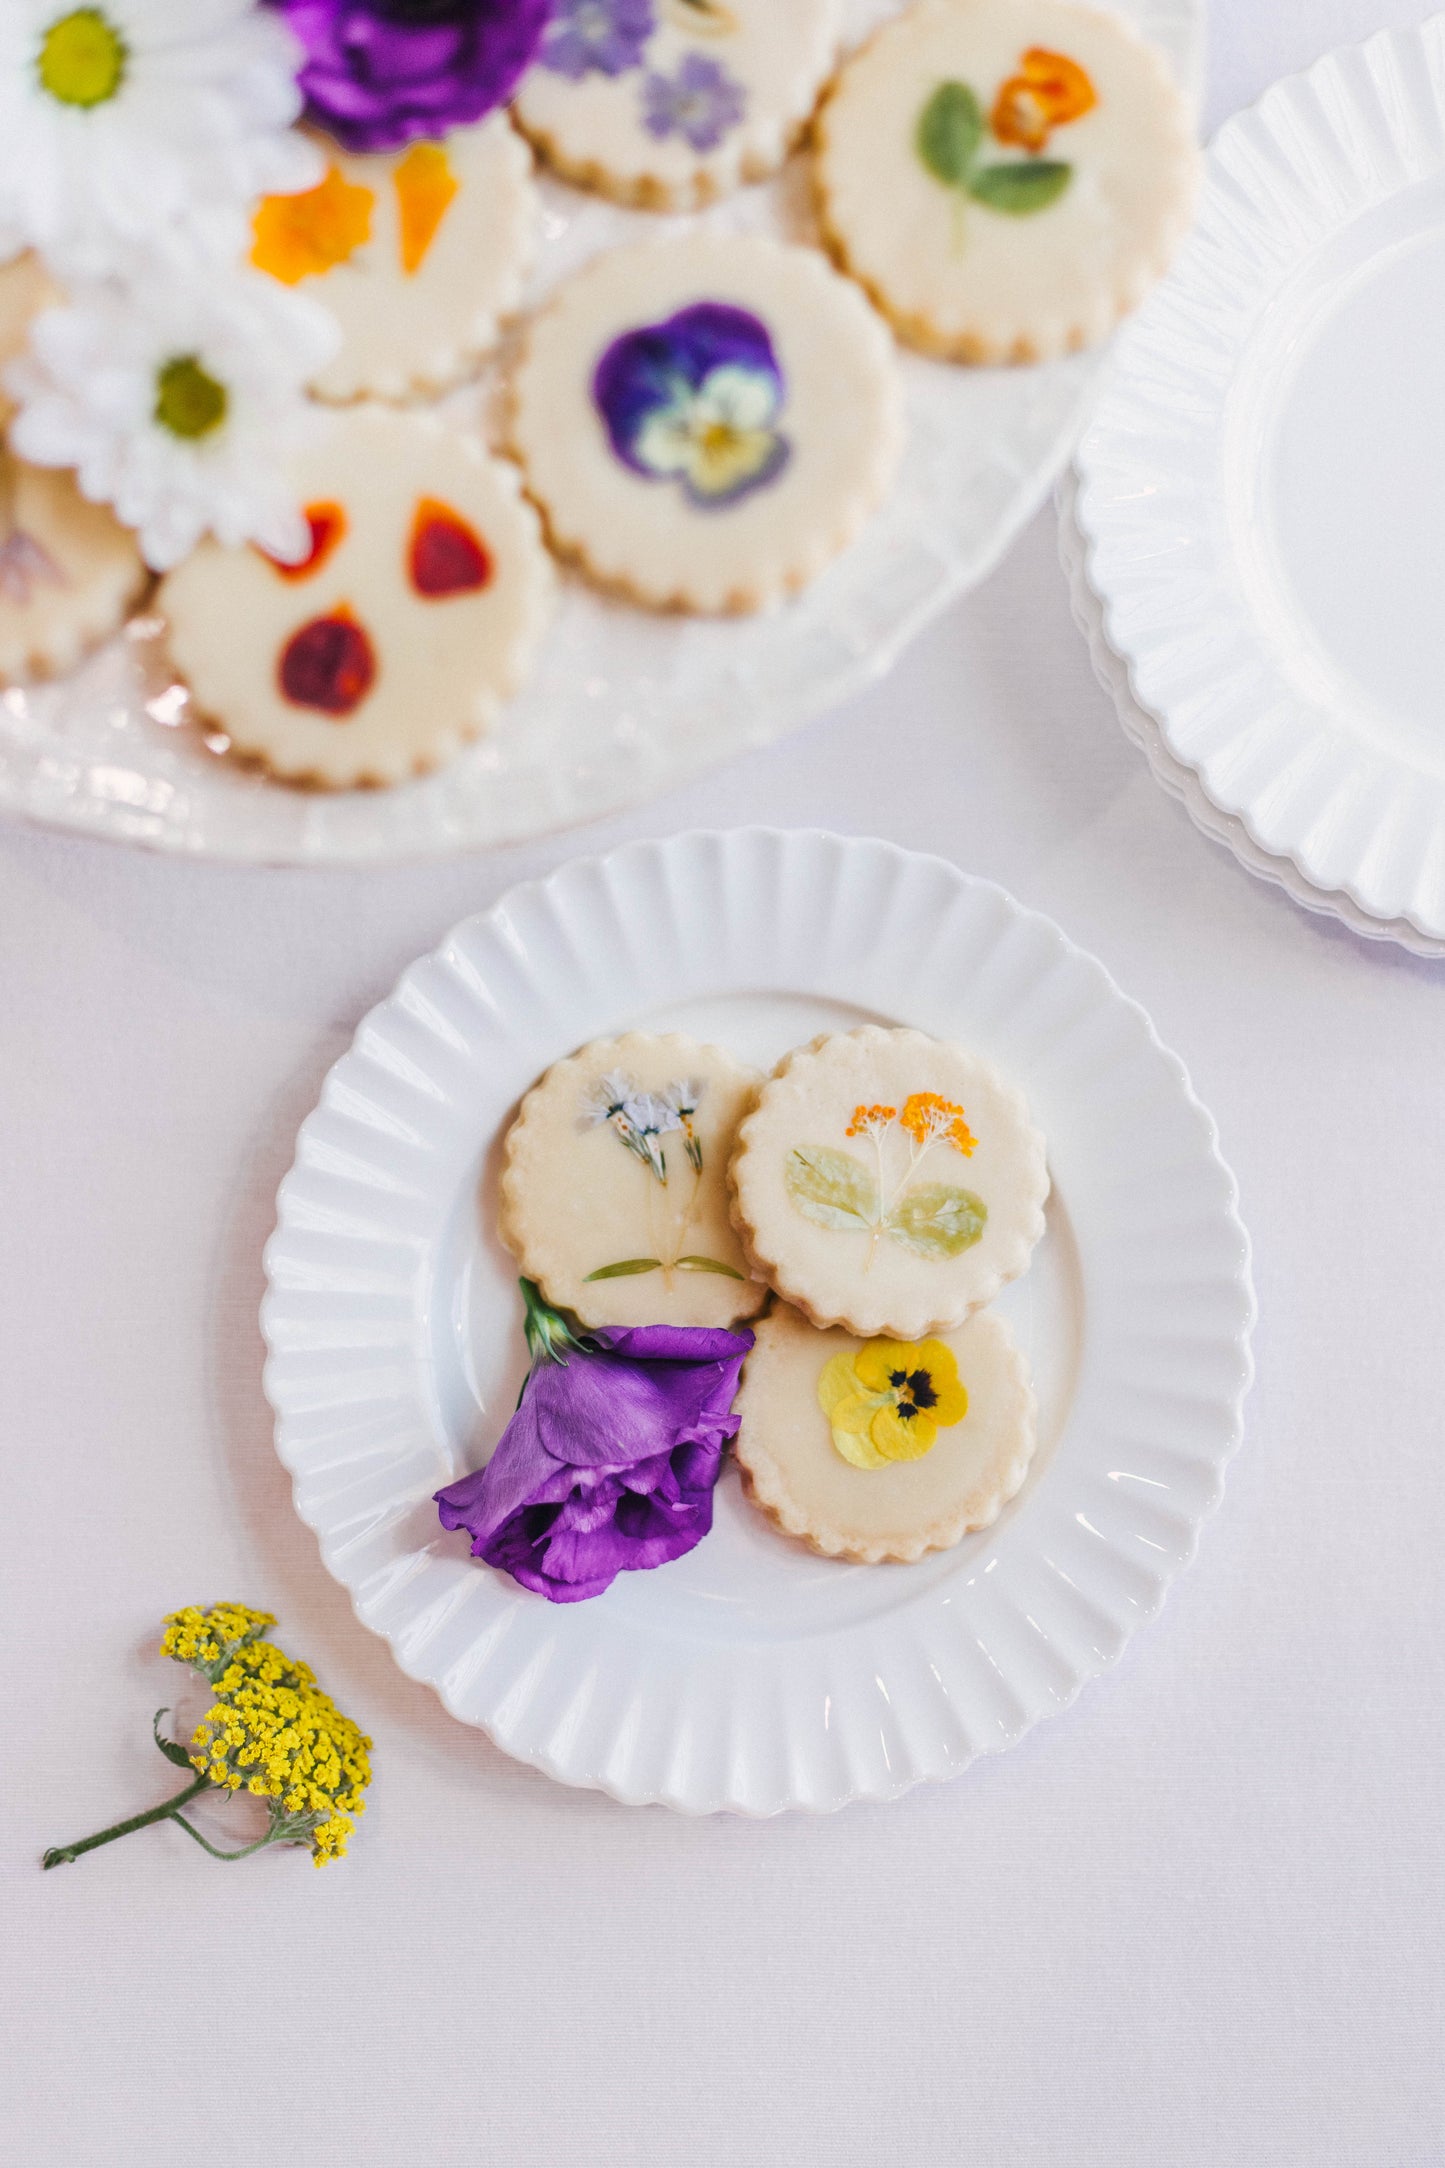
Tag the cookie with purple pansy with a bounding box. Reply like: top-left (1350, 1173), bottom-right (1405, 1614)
top-left (509, 232), bottom-right (903, 613)
top-left (513, 0), bottom-right (842, 209)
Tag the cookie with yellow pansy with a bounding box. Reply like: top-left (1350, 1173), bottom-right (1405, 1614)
top-left (728, 1025), bottom-right (1049, 1338)
top-left (250, 116), bottom-right (537, 402)
top-left (734, 1301), bottom-right (1036, 1562)
top-left (815, 0), bottom-right (1199, 363)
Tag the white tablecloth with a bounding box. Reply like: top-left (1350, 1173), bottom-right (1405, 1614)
top-left (5, 7), bottom-right (1443, 2161)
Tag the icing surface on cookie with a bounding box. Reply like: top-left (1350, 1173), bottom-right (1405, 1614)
top-left (156, 407), bottom-right (552, 786)
top-left (499, 1032), bottom-right (768, 1330)
top-left (510, 232), bottom-right (903, 612)
top-left (735, 1301), bottom-right (1036, 1561)
top-left (816, 0), bottom-right (1198, 361)
top-left (730, 1026), bottom-right (1049, 1337)
top-left (514, 0), bottom-right (841, 208)
top-left (250, 117), bottom-right (537, 401)
top-left (0, 456), bottom-right (147, 683)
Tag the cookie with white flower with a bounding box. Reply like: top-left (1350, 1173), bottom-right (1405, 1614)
top-left (735, 1301), bottom-right (1035, 1563)
top-left (156, 406), bottom-right (552, 787)
top-left (0, 453), bottom-right (147, 682)
top-left (500, 1032), bottom-right (768, 1331)
top-left (249, 117), bottom-right (538, 402)
top-left (509, 232), bottom-right (903, 613)
top-left (729, 1027), bottom-right (1049, 1339)
top-left (815, 0), bottom-right (1199, 363)
top-left (514, 0), bottom-right (841, 209)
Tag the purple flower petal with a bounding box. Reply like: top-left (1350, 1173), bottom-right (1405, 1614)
top-left (540, 0), bottom-right (656, 80)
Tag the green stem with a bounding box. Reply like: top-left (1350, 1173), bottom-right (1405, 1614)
top-left (43, 1772), bottom-right (214, 1869)
top-left (171, 1816), bottom-right (278, 1863)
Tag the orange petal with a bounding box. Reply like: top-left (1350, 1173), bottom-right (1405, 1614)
top-left (258, 501), bottom-right (348, 581)
top-left (990, 76), bottom-right (1053, 151)
top-left (408, 498), bottom-right (491, 597)
top-left (1021, 46), bottom-right (1098, 125)
top-left (251, 166), bottom-right (374, 285)
top-left (393, 142), bottom-right (460, 276)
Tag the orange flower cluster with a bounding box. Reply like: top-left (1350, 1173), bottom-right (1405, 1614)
top-left (991, 47), bottom-right (1097, 154)
top-left (846, 1103), bottom-right (897, 1138)
top-left (900, 1092), bottom-right (977, 1156)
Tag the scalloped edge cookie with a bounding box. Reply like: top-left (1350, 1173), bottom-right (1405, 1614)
top-left (735, 1300), bottom-right (1036, 1563)
top-left (0, 459), bottom-right (150, 686)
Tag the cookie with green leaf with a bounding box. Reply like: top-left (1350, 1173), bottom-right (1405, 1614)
top-left (728, 1026), bottom-right (1048, 1338)
top-left (814, 0), bottom-right (1198, 363)
top-left (499, 1032), bottom-right (768, 1331)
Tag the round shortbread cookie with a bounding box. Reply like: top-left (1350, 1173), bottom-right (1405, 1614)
top-left (815, 0), bottom-right (1199, 363)
top-left (729, 1026), bottom-right (1049, 1338)
top-left (509, 232), bottom-right (904, 613)
top-left (735, 1301), bottom-right (1036, 1562)
top-left (499, 1032), bottom-right (769, 1330)
top-left (514, 0), bottom-right (842, 210)
top-left (156, 406), bottom-right (552, 788)
top-left (249, 118), bottom-right (537, 402)
top-left (0, 456), bottom-right (148, 684)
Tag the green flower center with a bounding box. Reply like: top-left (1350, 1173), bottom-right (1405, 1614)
top-left (153, 356), bottom-right (229, 442)
top-left (37, 8), bottom-right (127, 107)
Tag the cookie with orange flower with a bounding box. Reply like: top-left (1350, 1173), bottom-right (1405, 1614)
top-left (249, 115), bottom-right (537, 401)
top-left (814, 0), bottom-right (1199, 363)
top-left (728, 1025), bottom-right (1048, 1338)
top-left (735, 1300), bottom-right (1036, 1562)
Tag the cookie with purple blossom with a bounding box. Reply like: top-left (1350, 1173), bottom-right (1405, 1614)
top-left (0, 452), bottom-right (147, 685)
top-left (512, 0), bottom-right (842, 209)
top-left (498, 1032), bottom-right (768, 1331)
top-left (509, 232), bottom-right (903, 613)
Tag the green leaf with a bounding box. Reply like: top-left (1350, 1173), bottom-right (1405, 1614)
top-left (915, 80), bottom-right (984, 189)
top-left (152, 1709), bottom-right (193, 1769)
top-left (675, 1255), bottom-right (746, 1279)
top-left (585, 1257), bottom-right (663, 1281)
top-left (784, 1146), bottom-right (879, 1232)
top-left (967, 160), bottom-right (1072, 215)
top-left (885, 1183), bottom-right (988, 1258)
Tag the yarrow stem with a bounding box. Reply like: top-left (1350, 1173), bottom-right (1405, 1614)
top-left (42, 1772), bottom-right (214, 1869)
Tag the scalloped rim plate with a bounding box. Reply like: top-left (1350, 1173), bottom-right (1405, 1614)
top-left (1076, 17), bottom-right (1445, 942)
top-left (261, 829), bottom-right (1254, 1814)
top-left (0, 0), bottom-right (1201, 866)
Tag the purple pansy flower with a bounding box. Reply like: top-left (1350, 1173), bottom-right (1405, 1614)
top-left (436, 1284), bottom-right (753, 1603)
top-left (641, 51), bottom-right (745, 152)
top-left (593, 300), bottom-right (790, 509)
top-left (266, 0), bottom-right (553, 153)
top-left (540, 0), bottom-right (656, 80)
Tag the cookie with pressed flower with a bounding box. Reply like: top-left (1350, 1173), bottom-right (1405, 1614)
top-left (815, 0), bottom-right (1199, 363)
top-left (155, 405), bottom-right (552, 787)
top-left (509, 232), bottom-right (903, 613)
top-left (499, 1032), bottom-right (769, 1331)
top-left (729, 1026), bottom-right (1049, 1338)
top-left (514, 0), bottom-right (842, 210)
top-left (0, 455), bottom-right (148, 684)
top-left (735, 1301), bottom-right (1035, 1562)
top-left (249, 117), bottom-right (537, 402)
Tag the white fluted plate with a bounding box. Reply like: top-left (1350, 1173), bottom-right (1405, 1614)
top-left (0, 0), bottom-right (1199, 866)
top-left (1076, 16), bottom-right (1445, 945)
top-left (261, 830), bottom-right (1253, 1814)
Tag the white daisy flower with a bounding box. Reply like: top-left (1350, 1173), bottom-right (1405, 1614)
top-left (0, 0), bottom-right (319, 279)
top-left (5, 260), bottom-right (339, 569)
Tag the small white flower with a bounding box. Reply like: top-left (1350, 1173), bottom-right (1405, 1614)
top-left (659, 1078), bottom-right (706, 1118)
top-left (624, 1092), bottom-right (683, 1135)
top-left (0, 0), bottom-right (319, 279)
top-left (582, 1071), bottom-right (639, 1127)
top-left (6, 259), bottom-right (339, 569)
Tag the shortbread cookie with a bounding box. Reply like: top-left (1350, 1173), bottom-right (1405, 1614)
top-left (730, 1026), bottom-right (1049, 1338)
top-left (515, 0), bottom-right (841, 209)
top-left (816, 0), bottom-right (1199, 363)
top-left (735, 1301), bottom-right (1035, 1562)
top-left (156, 407), bottom-right (551, 787)
top-left (250, 118), bottom-right (537, 402)
top-left (509, 232), bottom-right (903, 612)
top-left (500, 1032), bottom-right (768, 1330)
top-left (0, 456), bottom-right (148, 683)
top-left (0, 253), bottom-right (57, 425)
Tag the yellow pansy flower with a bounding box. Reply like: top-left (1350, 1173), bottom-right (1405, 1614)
top-left (818, 1338), bottom-right (969, 1468)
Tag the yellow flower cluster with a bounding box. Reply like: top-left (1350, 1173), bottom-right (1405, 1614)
top-left (161, 1605), bottom-right (371, 1867)
top-left (899, 1092), bottom-right (977, 1157)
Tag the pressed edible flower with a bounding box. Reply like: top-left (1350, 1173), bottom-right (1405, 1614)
top-left (43, 1603), bottom-right (371, 1871)
top-left (991, 47), bottom-right (1097, 153)
top-left (899, 1091), bottom-right (976, 1156)
top-left (251, 162), bottom-right (375, 284)
top-left (818, 1337), bottom-right (969, 1468)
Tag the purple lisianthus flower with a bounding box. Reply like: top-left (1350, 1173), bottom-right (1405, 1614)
top-left (436, 1292), bottom-right (753, 1603)
top-left (540, 0), bottom-right (655, 80)
top-left (593, 301), bottom-right (790, 508)
top-left (267, 0), bottom-right (553, 153)
top-left (640, 51), bottom-right (745, 152)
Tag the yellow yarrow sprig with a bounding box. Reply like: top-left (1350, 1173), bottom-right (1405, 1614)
top-left (44, 1604), bottom-right (372, 1872)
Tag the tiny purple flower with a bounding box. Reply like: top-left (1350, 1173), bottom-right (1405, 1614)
top-left (540, 0), bottom-right (656, 81)
top-left (640, 50), bottom-right (746, 152)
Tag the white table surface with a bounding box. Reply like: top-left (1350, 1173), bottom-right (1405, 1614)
top-left (5, 7), bottom-right (1444, 2162)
